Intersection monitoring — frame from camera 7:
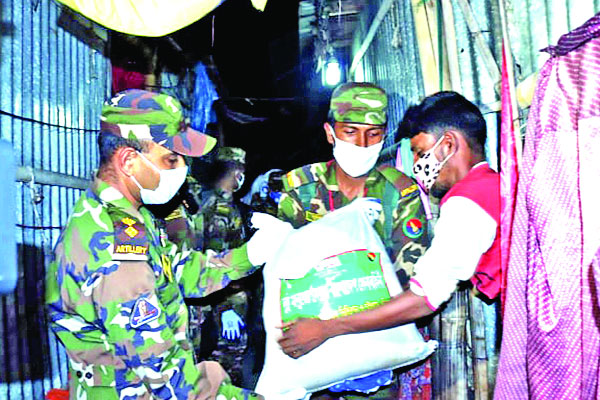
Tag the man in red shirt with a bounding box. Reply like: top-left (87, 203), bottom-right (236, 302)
top-left (278, 91), bottom-right (500, 358)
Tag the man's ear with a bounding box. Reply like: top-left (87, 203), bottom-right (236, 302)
top-left (442, 130), bottom-right (460, 158)
top-left (115, 147), bottom-right (138, 177)
top-left (324, 122), bottom-right (335, 145)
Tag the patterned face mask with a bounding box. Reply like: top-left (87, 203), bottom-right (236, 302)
top-left (412, 136), bottom-right (454, 193)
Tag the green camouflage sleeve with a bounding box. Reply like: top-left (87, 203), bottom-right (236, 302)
top-left (277, 190), bottom-right (307, 228)
top-left (170, 241), bottom-right (258, 298)
top-left (388, 188), bottom-right (430, 283)
top-left (45, 193), bottom-right (259, 399)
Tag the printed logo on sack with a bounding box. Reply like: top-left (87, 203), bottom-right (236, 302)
top-left (130, 297), bottom-right (161, 328)
top-left (402, 217), bottom-right (424, 239)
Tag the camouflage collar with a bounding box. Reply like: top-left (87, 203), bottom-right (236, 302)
top-left (91, 178), bottom-right (141, 217)
top-left (321, 160), bottom-right (381, 191)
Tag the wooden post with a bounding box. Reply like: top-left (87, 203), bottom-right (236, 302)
top-left (431, 289), bottom-right (470, 399)
top-left (411, 0), bottom-right (451, 95)
top-left (469, 293), bottom-right (490, 399)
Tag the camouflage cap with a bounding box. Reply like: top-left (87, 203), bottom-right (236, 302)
top-left (216, 147), bottom-right (246, 164)
top-left (100, 89), bottom-right (217, 157)
top-left (330, 82), bottom-right (388, 125)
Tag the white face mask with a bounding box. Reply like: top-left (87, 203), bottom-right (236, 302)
top-left (332, 135), bottom-right (384, 177)
top-left (412, 136), bottom-right (454, 193)
top-left (131, 152), bottom-right (188, 204)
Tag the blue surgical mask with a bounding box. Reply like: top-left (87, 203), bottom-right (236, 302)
top-left (131, 152), bottom-right (188, 204)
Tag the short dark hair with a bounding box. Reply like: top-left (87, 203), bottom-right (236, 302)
top-left (97, 132), bottom-right (149, 167)
top-left (193, 158), bottom-right (244, 189)
top-left (395, 104), bottom-right (421, 142)
top-left (404, 91), bottom-right (487, 156)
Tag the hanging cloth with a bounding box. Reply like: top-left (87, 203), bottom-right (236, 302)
top-left (55, 0), bottom-right (269, 37)
top-left (495, 12), bottom-right (600, 399)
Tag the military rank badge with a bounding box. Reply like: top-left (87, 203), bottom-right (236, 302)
top-left (400, 184), bottom-right (419, 197)
top-left (130, 296), bottom-right (161, 328)
top-left (402, 217), bottom-right (424, 239)
top-left (112, 216), bottom-right (149, 261)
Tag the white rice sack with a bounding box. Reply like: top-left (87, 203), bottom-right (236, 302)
top-left (256, 200), bottom-right (437, 400)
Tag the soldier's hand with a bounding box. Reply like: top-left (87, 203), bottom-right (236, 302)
top-left (221, 309), bottom-right (245, 341)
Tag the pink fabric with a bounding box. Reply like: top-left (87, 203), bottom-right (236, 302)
top-left (112, 64), bottom-right (147, 95)
top-left (499, 42), bottom-right (519, 312)
top-left (494, 16), bottom-right (600, 399)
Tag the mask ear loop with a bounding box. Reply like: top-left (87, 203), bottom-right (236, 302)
top-left (438, 132), bottom-right (458, 167)
top-left (129, 151), bottom-right (159, 192)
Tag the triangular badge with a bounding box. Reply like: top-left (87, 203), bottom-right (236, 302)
top-left (130, 297), bottom-right (161, 328)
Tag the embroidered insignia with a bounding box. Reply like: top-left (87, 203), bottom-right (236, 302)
top-left (121, 217), bottom-right (139, 238)
top-left (115, 244), bottom-right (148, 255)
top-left (122, 217), bottom-right (136, 226)
top-left (112, 214), bottom-right (149, 261)
top-left (401, 184), bottom-right (418, 197)
top-left (367, 252), bottom-right (377, 261)
top-left (402, 217), bottom-right (424, 239)
top-left (305, 210), bottom-right (323, 222)
top-left (130, 297), bottom-right (161, 328)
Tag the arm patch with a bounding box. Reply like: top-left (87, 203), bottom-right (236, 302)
top-left (112, 216), bottom-right (149, 261)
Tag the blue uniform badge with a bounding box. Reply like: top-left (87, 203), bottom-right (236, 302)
top-left (130, 296), bottom-right (161, 328)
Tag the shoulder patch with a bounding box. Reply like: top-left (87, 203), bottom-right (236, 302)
top-left (112, 215), bottom-right (149, 261)
top-left (402, 216), bottom-right (424, 239)
top-left (283, 162), bottom-right (327, 191)
top-left (377, 165), bottom-right (419, 196)
top-left (400, 184), bottom-right (419, 198)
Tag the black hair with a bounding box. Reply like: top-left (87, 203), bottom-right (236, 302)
top-left (97, 131), bottom-right (149, 167)
top-left (408, 91), bottom-right (487, 156)
top-left (395, 104), bottom-right (421, 142)
top-left (193, 158), bottom-right (244, 189)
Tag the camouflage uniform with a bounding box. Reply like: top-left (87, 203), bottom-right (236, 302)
top-left (45, 179), bottom-right (260, 400)
top-left (196, 148), bottom-right (258, 388)
top-left (278, 161), bottom-right (429, 288)
top-left (277, 83), bottom-right (431, 399)
top-left (45, 89), bottom-right (263, 400)
top-left (201, 188), bottom-right (246, 252)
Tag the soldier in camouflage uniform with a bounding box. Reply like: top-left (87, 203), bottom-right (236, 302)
top-left (276, 82), bottom-right (431, 399)
top-left (200, 147), bottom-right (247, 251)
top-left (45, 89), bottom-right (291, 400)
top-left (195, 147), bottom-right (256, 388)
top-left (155, 147), bottom-right (260, 387)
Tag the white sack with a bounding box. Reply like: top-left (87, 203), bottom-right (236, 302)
top-left (256, 200), bottom-right (437, 399)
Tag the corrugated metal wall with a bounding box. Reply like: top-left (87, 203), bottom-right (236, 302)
top-left (0, 0), bottom-right (110, 398)
top-left (354, 0), bottom-right (425, 152)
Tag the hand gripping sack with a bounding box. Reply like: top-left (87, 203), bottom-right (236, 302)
top-left (256, 199), bottom-right (437, 399)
